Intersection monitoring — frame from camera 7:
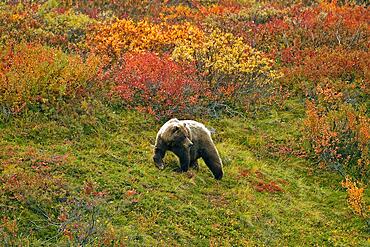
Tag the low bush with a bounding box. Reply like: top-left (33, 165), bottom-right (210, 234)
top-left (102, 52), bottom-right (202, 119)
top-left (281, 47), bottom-right (369, 98)
top-left (87, 19), bottom-right (204, 59)
top-left (0, 43), bottom-right (100, 118)
top-left (0, 2), bottom-right (95, 53)
top-left (304, 101), bottom-right (369, 182)
top-left (172, 29), bottom-right (282, 114)
top-left (36, 8), bottom-right (95, 52)
top-left (202, 2), bottom-right (369, 55)
top-left (341, 177), bottom-right (368, 218)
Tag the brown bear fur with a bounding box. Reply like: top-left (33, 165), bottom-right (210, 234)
top-left (153, 118), bottom-right (223, 180)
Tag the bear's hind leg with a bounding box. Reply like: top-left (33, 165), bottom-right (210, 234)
top-left (201, 148), bottom-right (223, 180)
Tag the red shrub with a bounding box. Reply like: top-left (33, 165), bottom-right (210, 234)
top-left (281, 47), bottom-right (370, 97)
top-left (105, 52), bottom-right (202, 119)
top-left (207, 2), bottom-right (369, 56)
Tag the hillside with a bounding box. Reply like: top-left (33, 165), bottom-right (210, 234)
top-left (1, 106), bottom-right (368, 245)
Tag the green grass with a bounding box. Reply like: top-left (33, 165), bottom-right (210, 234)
top-left (0, 106), bottom-right (368, 246)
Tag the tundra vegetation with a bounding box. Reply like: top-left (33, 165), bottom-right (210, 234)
top-left (0, 0), bottom-right (369, 245)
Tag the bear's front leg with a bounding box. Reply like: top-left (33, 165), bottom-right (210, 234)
top-left (190, 160), bottom-right (199, 170)
top-left (153, 147), bottom-right (166, 170)
top-left (172, 147), bottom-right (190, 172)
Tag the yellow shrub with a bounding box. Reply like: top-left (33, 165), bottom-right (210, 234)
top-left (171, 29), bottom-right (282, 112)
top-left (172, 29), bottom-right (281, 87)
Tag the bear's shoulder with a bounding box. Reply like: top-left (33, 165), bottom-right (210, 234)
top-left (157, 119), bottom-right (211, 139)
top-left (181, 120), bottom-right (211, 135)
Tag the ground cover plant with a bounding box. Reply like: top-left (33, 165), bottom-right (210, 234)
top-left (0, 0), bottom-right (369, 245)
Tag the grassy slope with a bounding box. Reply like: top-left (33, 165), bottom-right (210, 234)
top-left (0, 105), bottom-right (368, 246)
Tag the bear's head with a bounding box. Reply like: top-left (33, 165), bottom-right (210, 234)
top-left (161, 121), bottom-right (193, 149)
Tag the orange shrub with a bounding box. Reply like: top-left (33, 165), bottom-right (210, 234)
top-left (0, 43), bottom-right (100, 116)
top-left (304, 101), bottom-right (369, 181)
top-left (281, 47), bottom-right (368, 181)
top-left (283, 2), bottom-right (369, 50)
top-left (281, 47), bottom-right (369, 99)
top-left (87, 19), bottom-right (204, 59)
top-left (160, 5), bottom-right (198, 23)
top-left (341, 177), bottom-right (368, 217)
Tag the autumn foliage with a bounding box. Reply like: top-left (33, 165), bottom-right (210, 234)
top-left (87, 19), bottom-right (204, 58)
top-left (304, 101), bottom-right (369, 180)
top-left (0, 43), bottom-right (100, 116)
top-left (342, 177), bottom-right (368, 218)
top-left (0, 0), bottom-right (368, 169)
top-left (0, 1), bottom-right (369, 235)
top-left (172, 29), bottom-right (282, 113)
top-left (103, 52), bottom-right (202, 119)
top-left (0, 1), bottom-right (368, 174)
top-left (0, 3), bottom-right (94, 52)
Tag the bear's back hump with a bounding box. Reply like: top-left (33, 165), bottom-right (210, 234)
top-left (181, 120), bottom-right (211, 137)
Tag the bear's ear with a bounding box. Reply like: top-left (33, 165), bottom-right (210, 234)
top-left (168, 118), bottom-right (178, 123)
top-left (172, 125), bottom-right (179, 133)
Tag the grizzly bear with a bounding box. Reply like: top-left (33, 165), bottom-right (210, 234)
top-left (153, 118), bottom-right (223, 180)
